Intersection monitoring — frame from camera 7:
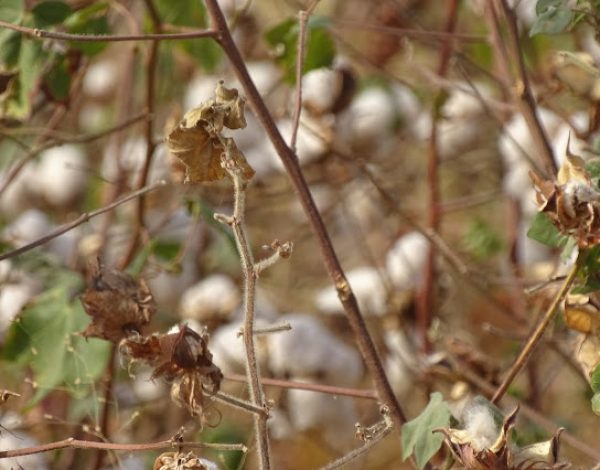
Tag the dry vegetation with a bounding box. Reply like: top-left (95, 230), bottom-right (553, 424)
top-left (1, 0), bottom-right (600, 469)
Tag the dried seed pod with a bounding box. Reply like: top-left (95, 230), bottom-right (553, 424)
top-left (80, 260), bottom-right (156, 342)
top-left (154, 451), bottom-right (218, 470)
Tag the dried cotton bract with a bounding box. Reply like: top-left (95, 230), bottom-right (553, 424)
top-left (154, 451), bottom-right (218, 470)
top-left (166, 81), bottom-right (254, 183)
top-left (530, 148), bottom-right (600, 248)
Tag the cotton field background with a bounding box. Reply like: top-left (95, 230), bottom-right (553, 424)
top-left (1, 0), bottom-right (600, 469)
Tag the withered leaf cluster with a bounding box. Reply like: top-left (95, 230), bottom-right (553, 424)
top-left (154, 451), bottom-right (213, 470)
top-left (80, 261), bottom-right (156, 342)
top-left (530, 152), bottom-right (600, 248)
top-left (121, 324), bottom-right (223, 418)
top-left (563, 293), bottom-right (600, 382)
top-left (437, 407), bottom-right (568, 470)
top-left (166, 81), bottom-right (255, 183)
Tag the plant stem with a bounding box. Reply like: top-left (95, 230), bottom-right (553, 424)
top-left (492, 253), bottom-right (583, 403)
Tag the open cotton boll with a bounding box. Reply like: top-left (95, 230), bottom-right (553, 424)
top-left (385, 231), bottom-right (429, 290)
top-left (499, 108), bottom-right (562, 199)
top-left (267, 313), bottom-right (363, 386)
top-left (383, 329), bottom-right (418, 397)
top-left (316, 266), bottom-right (387, 316)
top-left (0, 278), bottom-right (41, 338)
top-left (301, 67), bottom-right (343, 115)
top-left (180, 274), bottom-right (240, 322)
top-left (461, 400), bottom-right (500, 451)
top-left (337, 86), bottom-right (396, 151)
top-left (184, 74), bottom-right (219, 110)
top-left (3, 209), bottom-right (53, 247)
top-left (35, 145), bottom-right (88, 207)
top-left (437, 82), bottom-right (492, 157)
top-left (83, 60), bottom-right (117, 98)
top-left (210, 319), bottom-right (271, 374)
top-left (238, 61), bottom-right (281, 98)
top-left (391, 83), bottom-right (429, 139)
top-left (0, 164), bottom-right (38, 217)
top-left (274, 117), bottom-right (329, 168)
top-left (286, 388), bottom-right (358, 451)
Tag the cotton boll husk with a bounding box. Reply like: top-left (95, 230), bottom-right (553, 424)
top-left (286, 387), bottom-right (358, 451)
top-left (179, 274), bottom-right (240, 322)
top-left (383, 329), bottom-right (417, 397)
top-left (3, 209), bottom-right (53, 247)
top-left (316, 266), bottom-right (387, 317)
top-left (35, 145), bottom-right (88, 207)
top-left (267, 313), bottom-right (363, 386)
top-left (385, 231), bottom-right (429, 290)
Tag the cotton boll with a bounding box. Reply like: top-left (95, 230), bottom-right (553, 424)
top-left (3, 209), bottom-right (53, 247)
top-left (338, 87), bottom-right (396, 150)
top-left (302, 67), bottom-right (343, 115)
top-left (35, 145), bottom-right (88, 207)
top-left (274, 117), bottom-right (329, 168)
top-left (383, 329), bottom-right (418, 397)
top-left (0, 426), bottom-right (49, 470)
top-left (78, 102), bottom-right (111, 133)
top-left (83, 60), bottom-right (117, 98)
top-left (267, 313), bottom-right (363, 386)
top-left (0, 164), bottom-right (38, 217)
top-left (180, 274), bottom-right (240, 322)
top-left (230, 288), bottom-right (279, 321)
top-left (243, 61), bottom-right (281, 97)
top-left (437, 82), bottom-right (492, 157)
top-left (461, 400), bottom-right (500, 451)
top-left (385, 231), bottom-right (429, 290)
top-left (184, 75), bottom-right (218, 110)
top-left (132, 369), bottom-right (168, 402)
top-left (286, 388), bottom-right (358, 451)
top-left (0, 279), bottom-right (41, 338)
top-left (210, 319), bottom-right (270, 374)
top-left (391, 83), bottom-right (427, 138)
top-left (316, 266), bottom-right (387, 316)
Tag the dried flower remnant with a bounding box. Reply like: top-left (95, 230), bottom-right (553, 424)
top-left (436, 405), bottom-right (568, 470)
top-left (166, 81), bottom-right (255, 183)
top-left (529, 145), bottom-right (600, 248)
top-left (121, 324), bottom-right (223, 418)
top-left (154, 451), bottom-right (218, 470)
top-left (80, 261), bottom-right (156, 342)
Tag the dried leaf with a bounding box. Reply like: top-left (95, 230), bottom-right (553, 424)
top-left (80, 261), bottom-right (156, 342)
top-left (154, 451), bottom-right (215, 470)
top-left (563, 293), bottom-right (600, 333)
top-left (165, 81), bottom-right (254, 183)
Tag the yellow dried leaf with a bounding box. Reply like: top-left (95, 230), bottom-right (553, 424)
top-left (557, 153), bottom-right (589, 186)
top-left (576, 333), bottom-right (600, 379)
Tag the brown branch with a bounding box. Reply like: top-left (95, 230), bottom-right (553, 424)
top-left (0, 438), bottom-right (245, 460)
top-left (0, 19), bottom-right (216, 42)
top-left (492, 253), bottom-right (582, 403)
top-left (91, 345), bottom-right (117, 470)
top-left (0, 181), bottom-right (167, 261)
top-left (204, 0), bottom-right (410, 434)
top-left (225, 374), bottom-right (378, 400)
top-left (489, 0), bottom-right (557, 177)
top-left (289, 10), bottom-right (309, 152)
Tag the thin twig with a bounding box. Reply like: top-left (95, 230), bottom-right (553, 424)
top-left (213, 391), bottom-right (269, 416)
top-left (225, 373), bottom-right (378, 400)
top-left (204, 0), bottom-right (410, 434)
top-left (318, 426), bottom-right (393, 470)
top-left (289, 9), bottom-right (309, 152)
top-left (0, 438), bottom-right (245, 460)
top-left (0, 19), bottom-right (217, 42)
top-left (0, 181), bottom-right (167, 261)
top-left (215, 149), bottom-right (271, 469)
top-left (490, 0), bottom-right (557, 177)
top-left (492, 253), bottom-right (583, 403)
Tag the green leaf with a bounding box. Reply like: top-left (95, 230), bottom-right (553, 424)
top-left (43, 55), bottom-right (71, 101)
top-left (0, 0), bottom-right (24, 23)
top-left (401, 392), bottom-right (451, 470)
top-left (265, 16), bottom-right (336, 83)
top-left (526, 212), bottom-right (570, 247)
top-left (530, 0), bottom-right (573, 36)
top-left (0, 29), bottom-right (21, 67)
top-left (31, 1), bottom-right (71, 28)
top-left (2, 272), bottom-right (111, 404)
top-left (64, 2), bottom-right (109, 56)
top-left (462, 218), bottom-right (503, 260)
top-left (591, 363), bottom-right (600, 394)
top-left (591, 392), bottom-right (600, 416)
top-left (153, 0), bottom-right (221, 71)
